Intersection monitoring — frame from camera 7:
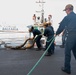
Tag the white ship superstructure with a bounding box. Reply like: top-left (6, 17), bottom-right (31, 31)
top-left (0, 25), bottom-right (18, 31)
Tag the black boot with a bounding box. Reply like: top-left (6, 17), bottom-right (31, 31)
top-left (61, 67), bottom-right (71, 74)
top-left (45, 53), bottom-right (52, 56)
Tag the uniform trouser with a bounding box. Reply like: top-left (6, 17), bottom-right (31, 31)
top-left (35, 35), bottom-right (42, 48)
top-left (45, 36), bottom-right (55, 53)
top-left (64, 33), bottom-right (76, 71)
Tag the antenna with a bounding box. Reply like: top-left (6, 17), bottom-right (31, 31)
top-left (36, 0), bottom-right (45, 23)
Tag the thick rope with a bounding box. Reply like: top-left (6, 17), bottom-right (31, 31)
top-left (46, 36), bottom-right (54, 42)
top-left (5, 38), bottom-right (35, 50)
top-left (27, 36), bottom-right (55, 75)
top-left (4, 35), bottom-right (42, 50)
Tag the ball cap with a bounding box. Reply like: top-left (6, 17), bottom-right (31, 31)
top-left (63, 4), bottom-right (73, 11)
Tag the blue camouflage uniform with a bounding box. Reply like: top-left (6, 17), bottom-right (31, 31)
top-left (56, 12), bottom-right (76, 72)
top-left (32, 29), bottom-right (42, 49)
top-left (44, 26), bottom-right (54, 54)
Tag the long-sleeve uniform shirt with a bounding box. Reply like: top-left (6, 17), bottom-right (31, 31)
top-left (56, 12), bottom-right (76, 35)
top-left (44, 26), bottom-right (54, 39)
top-left (32, 29), bottom-right (41, 37)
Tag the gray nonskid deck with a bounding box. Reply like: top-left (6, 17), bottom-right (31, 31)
top-left (0, 46), bottom-right (76, 75)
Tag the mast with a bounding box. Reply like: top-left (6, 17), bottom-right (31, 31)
top-left (36, 0), bottom-right (45, 23)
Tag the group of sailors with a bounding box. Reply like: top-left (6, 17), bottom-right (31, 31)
top-left (32, 13), bottom-right (52, 25)
top-left (30, 4), bottom-right (76, 74)
top-left (29, 22), bottom-right (55, 56)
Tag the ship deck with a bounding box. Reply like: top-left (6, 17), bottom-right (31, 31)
top-left (0, 46), bottom-right (76, 75)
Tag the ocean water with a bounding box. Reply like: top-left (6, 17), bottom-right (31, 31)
top-left (0, 32), bottom-right (62, 48)
top-left (0, 32), bottom-right (29, 46)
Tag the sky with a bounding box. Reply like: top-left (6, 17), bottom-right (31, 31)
top-left (0, 0), bottom-right (76, 31)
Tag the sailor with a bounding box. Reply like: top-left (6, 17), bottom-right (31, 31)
top-left (55, 4), bottom-right (76, 74)
top-left (48, 14), bottom-right (52, 23)
top-left (32, 14), bottom-right (36, 24)
top-left (43, 22), bottom-right (54, 56)
top-left (29, 26), bottom-right (42, 51)
top-left (48, 22), bottom-right (55, 53)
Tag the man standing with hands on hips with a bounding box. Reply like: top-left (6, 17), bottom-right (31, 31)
top-left (55, 4), bottom-right (76, 74)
